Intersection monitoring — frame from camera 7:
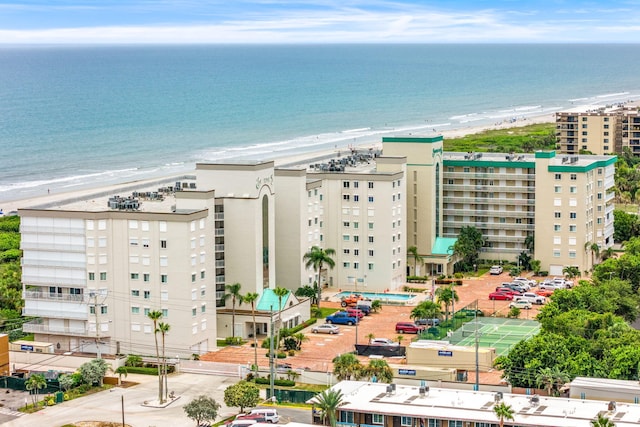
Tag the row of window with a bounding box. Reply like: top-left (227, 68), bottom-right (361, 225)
top-left (87, 219), bottom-right (207, 233)
top-left (554, 212), bottom-right (578, 219)
top-left (339, 412), bottom-right (496, 427)
top-left (131, 307), bottom-right (170, 317)
top-left (131, 319), bottom-right (206, 334)
top-left (553, 224), bottom-right (578, 232)
top-left (342, 181), bottom-right (377, 189)
top-left (342, 262), bottom-right (375, 270)
top-left (343, 249), bottom-right (375, 256)
top-left (342, 194), bottom-right (376, 202)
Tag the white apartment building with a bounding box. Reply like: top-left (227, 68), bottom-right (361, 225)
top-left (556, 102), bottom-right (640, 156)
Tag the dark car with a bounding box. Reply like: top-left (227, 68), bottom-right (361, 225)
top-left (415, 318), bottom-right (440, 326)
top-left (504, 283), bottom-right (527, 293)
top-left (495, 286), bottom-right (522, 296)
top-left (356, 304), bottom-right (371, 315)
top-left (395, 321), bottom-right (425, 334)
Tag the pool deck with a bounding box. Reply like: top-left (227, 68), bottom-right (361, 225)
top-left (329, 288), bottom-right (427, 306)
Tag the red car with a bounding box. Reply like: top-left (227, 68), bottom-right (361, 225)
top-left (344, 308), bottom-right (365, 319)
top-left (395, 322), bottom-right (425, 334)
top-left (495, 286), bottom-right (522, 296)
top-left (489, 291), bottom-right (514, 301)
top-left (535, 289), bottom-right (554, 297)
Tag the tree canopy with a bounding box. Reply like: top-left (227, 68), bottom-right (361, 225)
top-left (184, 395), bottom-right (221, 426)
top-left (223, 380), bottom-right (260, 412)
top-left (451, 226), bottom-right (485, 272)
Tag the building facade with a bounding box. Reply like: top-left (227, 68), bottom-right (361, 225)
top-left (556, 103), bottom-right (640, 156)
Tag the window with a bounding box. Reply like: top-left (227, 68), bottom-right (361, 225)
top-left (162, 308), bottom-right (168, 317)
top-left (144, 308), bottom-right (150, 316)
top-left (353, 181), bottom-right (359, 188)
top-left (569, 225), bottom-right (577, 232)
top-left (161, 290), bottom-right (169, 301)
top-left (192, 307), bottom-right (197, 316)
top-left (142, 238), bottom-right (150, 248)
top-left (89, 306), bottom-right (95, 315)
top-left (143, 273), bottom-right (150, 282)
top-left (88, 272), bottom-right (95, 280)
top-left (553, 236), bottom-right (561, 245)
top-left (569, 251), bottom-right (577, 259)
top-left (554, 186), bottom-right (561, 193)
top-left (343, 194), bottom-right (350, 201)
top-left (354, 249), bottom-right (359, 256)
top-left (570, 212), bottom-right (577, 219)
top-left (159, 221), bottom-right (167, 232)
top-left (597, 193), bottom-right (602, 200)
top-left (570, 186), bottom-right (577, 193)
top-left (130, 273), bottom-right (139, 280)
top-left (343, 181), bottom-right (350, 188)
top-left (129, 220), bottom-right (138, 229)
top-left (401, 418), bottom-right (412, 427)
top-left (570, 173), bottom-right (577, 180)
top-left (100, 306), bottom-right (108, 315)
top-left (353, 222), bottom-right (359, 229)
top-left (343, 221), bottom-right (350, 227)
top-left (131, 306), bottom-right (140, 314)
top-left (131, 290), bottom-right (140, 297)
top-left (368, 196), bottom-right (374, 202)
top-left (201, 270), bottom-right (205, 279)
top-left (368, 249), bottom-right (374, 256)
top-left (343, 262), bottom-right (350, 268)
top-left (447, 422), bottom-right (463, 427)
top-left (144, 290), bottom-right (150, 299)
top-left (201, 286), bottom-right (206, 297)
top-left (368, 182), bottom-right (374, 189)
top-left (192, 273), bottom-right (197, 282)
top-left (100, 272), bottom-right (107, 281)
top-left (129, 237), bottom-right (138, 246)
top-left (554, 225), bottom-right (561, 232)
top-left (161, 274), bottom-right (168, 284)
top-left (354, 262), bottom-right (359, 269)
top-left (555, 173), bottom-right (561, 180)
top-left (160, 240), bottom-right (167, 249)
top-left (368, 263), bottom-right (374, 270)
top-left (343, 249), bottom-right (350, 255)
top-left (427, 420), bottom-right (442, 427)
top-left (463, 167), bottom-right (470, 173)
top-left (369, 222), bottom-right (374, 229)
top-left (353, 235), bottom-right (359, 243)
top-left (160, 256), bottom-right (168, 267)
top-left (353, 195), bottom-right (359, 202)
top-left (201, 304), bottom-right (206, 313)
top-left (373, 414), bottom-right (384, 425)
top-left (368, 236), bottom-right (374, 243)
top-left (340, 412), bottom-right (354, 424)
top-left (343, 235), bottom-right (350, 241)
top-left (554, 212), bottom-right (561, 219)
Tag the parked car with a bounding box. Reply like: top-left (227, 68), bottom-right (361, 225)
top-left (495, 286), bottom-right (522, 296)
top-left (513, 292), bottom-right (546, 305)
top-left (509, 300), bottom-right (533, 310)
top-left (248, 409), bottom-right (280, 423)
top-left (340, 294), bottom-right (363, 307)
top-left (458, 308), bottom-right (485, 317)
top-left (311, 323), bottom-right (340, 334)
top-left (513, 277), bottom-right (536, 288)
top-left (344, 308), bottom-right (365, 319)
top-left (511, 278), bottom-right (532, 291)
top-left (502, 282), bottom-right (527, 293)
top-left (489, 291), bottom-right (514, 301)
top-left (370, 338), bottom-right (399, 346)
top-left (489, 265), bottom-right (503, 275)
top-left (539, 281), bottom-right (566, 291)
top-left (356, 304), bottom-right (372, 315)
top-left (415, 318), bottom-right (441, 326)
top-left (326, 311), bottom-right (358, 325)
top-left (395, 322), bottom-right (425, 334)
top-left (535, 289), bottom-right (555, 297)
top-left (276, 363), bottom-right (292, 373)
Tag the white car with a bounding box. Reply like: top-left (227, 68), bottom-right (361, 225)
top-left (513, 292), bottom-right (546, 305)
top-left (513, 277), bottom-right (536, 288)
top-left (311, 323), bottom-right (340, 334)
top-left (370, 338), bottom-right (399, 346)
top-left (489, 265), bottom-right (503, 275)
top-left (509, 300), bottom-right (533, 310)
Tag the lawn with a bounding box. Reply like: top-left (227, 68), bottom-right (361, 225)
top-left (444, 123), bottom-right (556, 153)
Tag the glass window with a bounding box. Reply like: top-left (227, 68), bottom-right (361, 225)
top-left (353, 195), bottom-right (359, 202)
top-left (570, 173), bottom-right (577, 180)
top-left (89, 272), bottom-right (95, 280)
top-left (368, 196), bottom-right (374, 202)
top-left (162, 308), bottom-right (168, 317)
top-left (569, 225), bottom-right (577, 232)
top-left (144, 290), bottom-right (150, 299)
top-left (368, 236), bottom-right (374, 243)
top-left (160, 240), bottom-right (167, 249)
top-left (144, 307), bottom-right (150, 316)
top-left (570, 212), bottom-right (577, 219)
top-left (354, 235), bottom-right (359, 243)
top-left (131, 289), bottom-right (140, 297)
top-left (343, 262), bottom-right (350, 268)
top-left (343, 235), bottom-right (350, 241)
top-left (143, 273), bottom-right (150, 282)
top-left (368, 182), bottom-right (374, 189)
top-left (554, 186), bottom-right (561, 193)
top-left (401, 417), bottom-right (412, 427)
top-left (373, 414), bottom-right (384, 424)
top-left (100, 272), bottom-right (107, 280)
top-left (555, 173), bottom-right (561, 180)
top-left (131, 273), bottom-right (139, 280)
top-left (161, 274), bottom-right (168, 284)
top-left (340, 412), bottom-right (354, 424)
top-left (368, 263), bottom-right (374, 270)
top-left (570, 186), bottom-right (577, 193)
top-left (554, 212), bottom-right (561, 218)
top-left (192, 307), bottom-right (197, 316)
top-left (131, 306), bottom-right (140, 314)
top-left (554, 225), bottom-right (561, 231)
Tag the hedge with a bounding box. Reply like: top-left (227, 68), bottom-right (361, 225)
top-left (123, 365), bottom-right (175, 375)
top-left (254, 377), bottom-right (295, 387)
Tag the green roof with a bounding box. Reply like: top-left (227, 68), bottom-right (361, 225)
top-left (257, 289), bottom-right (290, 311)
top-left (535, 151), bottom-right (556, 158)
top-left (432, 237), bottom-right (457, 255)
top-left (383, 136), bottom-right (443, 143)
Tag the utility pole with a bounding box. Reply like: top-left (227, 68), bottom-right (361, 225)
top-left (88, 290), bottom-right (107, 359)
top-left (474, 299), bottom-right (480, 391)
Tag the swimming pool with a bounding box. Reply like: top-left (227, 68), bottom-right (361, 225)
top-left (335, 291), bottom-right (416, 302)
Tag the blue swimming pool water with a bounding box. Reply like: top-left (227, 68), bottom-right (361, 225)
top-left (335, 291), bottom-right (416, 302)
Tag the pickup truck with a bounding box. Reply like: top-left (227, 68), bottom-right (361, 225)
top-left (326, 312), bottom-right (359, 325)
top-left (340, 294), bottom-right (363, 307)
top-left (513, 292), bottom-right (546, 305)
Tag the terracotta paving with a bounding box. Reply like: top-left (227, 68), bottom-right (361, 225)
top-left (201, 272), bottom-right (547, 384)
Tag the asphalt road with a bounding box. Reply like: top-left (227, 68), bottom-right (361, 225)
top-left (0, 372), bottom-right (312, 427)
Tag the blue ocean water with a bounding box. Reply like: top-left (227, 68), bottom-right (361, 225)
top-left (1, 44), bottom-right (639, 203)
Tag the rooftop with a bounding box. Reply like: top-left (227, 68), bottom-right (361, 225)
top-left (321, 381), bottom-right (640, 427)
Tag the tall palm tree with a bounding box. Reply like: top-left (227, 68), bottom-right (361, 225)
top-left (407, 246), bottom-right (424, 276)
top-left (273, 286), bottom-right (290, 353)
top-left (410, 300), bottom-right (442, 324)
top-left (147, 310), bottom-right (164, 403)
top-left (332, 353), bottom-right (362, 381)
top-left (158, 321), bottom-right (171, 401)
top-left (242, 292), bottom-right (260, 371)
top-left (25, 373), bottom-right (46, 406)
top-left (114, 366), bottom-right (128, 386)
top-left (524, 233), bottom-right (535, 254)
top-left (313, 389), bottom-right (345, 427)
top-left (591, 414), bottom-right (616, 427)
top-left (224, 282), bottom-right (242, 339)
top-left (435, 286), bottom-right (458, 324)
top-left (493, 402), bottom-right (515, 427)
top-left (536, 366), bottom-right (570, 396)
top-left (303, 246), bottom-right (336, 308)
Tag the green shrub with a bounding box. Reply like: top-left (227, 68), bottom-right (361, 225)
top-left (254, 377), bottom-right (295, 387)
top-left (122, 366), bottom-right (160, 375)
top-left (539, 271), bottom-right (549, 276)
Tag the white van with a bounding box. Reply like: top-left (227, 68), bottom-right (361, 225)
top-left (249, 408), bottom-right (280, 423)
top-left (228, 419), bottom-right (259, 427)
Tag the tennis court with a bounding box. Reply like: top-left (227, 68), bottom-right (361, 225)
top-left (447, 317), bottom-right (540, 356)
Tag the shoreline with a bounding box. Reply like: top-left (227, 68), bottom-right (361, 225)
top-left (0, 114), bottom-right (555, 215)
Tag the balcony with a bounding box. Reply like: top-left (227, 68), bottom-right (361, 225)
top-left (22, 319), bottom-right (108, 337)
top-left (20, 242), bottom-right (86, 252)
top-left (20, 225), bottom-right (85, 235)
top-left (215, 229), bottom-right (224, 236)
top-left (23, 291), bottom-right (85, 302)
top-left (22, 299), bottom-right (88, 320)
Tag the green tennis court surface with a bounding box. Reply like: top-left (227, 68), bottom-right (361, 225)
top-left (447, 317), bottom-right (540, 356)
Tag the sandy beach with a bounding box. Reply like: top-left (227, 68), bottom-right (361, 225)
top-left (0, 113), bottom-right (554, 216)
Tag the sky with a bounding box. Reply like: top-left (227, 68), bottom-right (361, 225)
top-left (0, 0), bottom-right (639, 44)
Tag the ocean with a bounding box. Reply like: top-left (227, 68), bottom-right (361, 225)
top-left (1, 44), bottom-right (639, 204)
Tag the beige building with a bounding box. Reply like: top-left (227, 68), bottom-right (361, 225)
top-left (275, 151), bottom-right (407, 293)
top-left (556, 103), bottom-right (640, 156)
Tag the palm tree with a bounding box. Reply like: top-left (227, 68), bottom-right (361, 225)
top-left (601, 246), bottom-right (615, 261)
top-left (590, 242), bottom-right (601, 266)
top-left (435, 286), bottom-right (458, 324)
top-left (366, 333), bottom-right (375, 343)
top-left (224, 282), bottom-right (242, 339)
top-left (332, 353), bottom-right (362, 381)
top-left (25, 373), bottom-right (46, 406)
top-left (562, 265), bottom-right (580, 280)
top-left (273, 286), bottom-right (290, 353)
top-left (370, 300), bottom-right (382, 313)
top-left (535, 367), bottom-right (570, 396)
top-left (147, 310), bottom-right (164, 403)
top-left (114, 366), bottom-right (128, 386)
top-left (242, 292), bottom-right (260, 371)
top-left (591, 414), bottom-right (616, 427)
top-left (303, 246), bottom-right (336, 308)
top-left (407, 246), bottom-right (424, 276)
top-left (493, 401), bottom-right (515, 427)
top-left (313, 389), bottom-right (345, 427)
top-left (524, 233), bottom-right (535, 254)
top-left (158, 321), bottom-right (171, 401)
top-left (410, 300), bottom-right (442, 324)
top-left (363, 359), bottom-right (393, 383)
